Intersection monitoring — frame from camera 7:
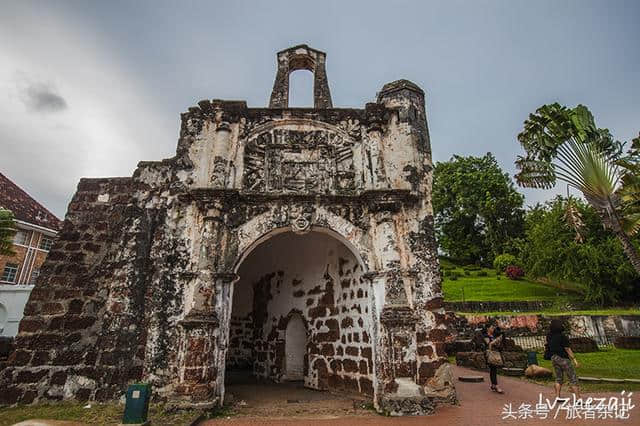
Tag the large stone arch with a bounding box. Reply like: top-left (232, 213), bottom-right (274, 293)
top-left (224, 220), bottom-right (379, 399)
top-left (233, 206), bottom-right (372, 274)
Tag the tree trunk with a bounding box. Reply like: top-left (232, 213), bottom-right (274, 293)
top-left (601, 201), bottom-right (640, 275)
top-left (586, 194), bottom-right (640, 275)
top-left (613, 227), bottom-right (640, 275)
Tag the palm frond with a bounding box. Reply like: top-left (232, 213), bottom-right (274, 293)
top-left (514, 157), bottom-right (556, 189)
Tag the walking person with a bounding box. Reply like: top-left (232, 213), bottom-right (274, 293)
top-left (476, 322), bottom-right (505, 393)
top-left (546, 319), bottom-right (580, 399)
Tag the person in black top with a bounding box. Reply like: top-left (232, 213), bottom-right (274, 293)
top-left (547, 319), bottom-right (580, 398)
top-left (477, 322), bottom-right (505, 393)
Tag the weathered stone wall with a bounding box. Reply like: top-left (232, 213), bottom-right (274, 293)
top-left (227, 231), bottom-right (374, 395)
top-left (1, 177), bottom-right (151, 403)
top-left (456, 314), bottom-right (640, 338)
top-left (226, 314), bottom-right (253, 370)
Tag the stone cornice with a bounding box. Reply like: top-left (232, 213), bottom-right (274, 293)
top-left (185, 188), bottom-right (420, 209)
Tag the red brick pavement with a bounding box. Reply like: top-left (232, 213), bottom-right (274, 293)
top-left (201, 366), bottom-right (638, 426)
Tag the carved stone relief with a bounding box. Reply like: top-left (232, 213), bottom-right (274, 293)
top-left (271, 203), bottom-right (315, 234)
top-left (243, 128), bottom-right (359, 194)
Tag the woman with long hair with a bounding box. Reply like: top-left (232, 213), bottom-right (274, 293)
top-left (546, 319), bottom-right (580, 399)
top-left (479, 322), bottom-right (505, 393)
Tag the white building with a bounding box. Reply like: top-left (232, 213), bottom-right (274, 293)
top-left (0, 172), bottom-right (61, 336)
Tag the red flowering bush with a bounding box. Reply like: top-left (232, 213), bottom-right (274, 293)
top-left (505, 265), bottom-right (524, 280)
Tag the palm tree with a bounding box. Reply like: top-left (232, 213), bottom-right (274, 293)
top-left (617, 134), bottom-right (640, 236)
top-left (515, 103), bottom-right (640, 274)
top-left (0, 208), bottom-right (16, 256)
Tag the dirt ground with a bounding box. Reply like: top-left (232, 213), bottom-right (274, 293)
top-left (220, 370), bottom-right (372, 419)
top-left (6, 366), bottom-right (637, 425)
top-left (202, 366), bottom-right (639, 426)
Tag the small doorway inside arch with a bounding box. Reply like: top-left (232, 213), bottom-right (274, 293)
top-left (284, 313), bottom-right (306, 381)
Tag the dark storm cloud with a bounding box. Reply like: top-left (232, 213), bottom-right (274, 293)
top-left (20, 82), bottom-right (68, 113)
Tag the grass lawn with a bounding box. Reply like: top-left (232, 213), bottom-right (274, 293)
top-left (458, 308), bottom-right (640, 317)
top-left (537, 348), bottom-right (640, 380)
top-left (0, 402), bottom-right (208, 426)
top-left (451, 348), bottom-right (640, 392)
top-left (441, 263), bottom-right (581, 303)
top-left (525, 348), bottom-right (640, 392)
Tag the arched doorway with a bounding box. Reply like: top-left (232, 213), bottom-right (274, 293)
top-left (284, 313), bottom-right (306, 381)
top-left (225, 228), bottom-right (375, 398)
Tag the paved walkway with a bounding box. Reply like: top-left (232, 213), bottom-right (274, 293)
top-left (201, 366), bottom-right (639, 425)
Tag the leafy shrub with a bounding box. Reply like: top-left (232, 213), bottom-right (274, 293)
top-left (445, 270), bottom-right (461, 280)
top-left (493, 253), bottom-right (517, 273)
top-left (463, 264), bottom-right (481, 271)
top-left (505, 265), bottom-right (524, 280)
top-left (520, 196), bottom-right (639, 305)
top-left (476, 270), bottom-right (488, 277)
top-left (464, 270), bottom-right (471, 276)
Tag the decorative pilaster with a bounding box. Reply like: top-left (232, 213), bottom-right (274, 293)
top-left (176, 271), bottom-right (238, 405)
top-left (365, 122), bottom-right (387, 190)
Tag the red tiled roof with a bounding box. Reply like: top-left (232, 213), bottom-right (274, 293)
top-left (0, 172), bottom-right (62, 232)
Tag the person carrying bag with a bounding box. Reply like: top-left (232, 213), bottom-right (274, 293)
top-left (482, 323), bottom-right (505, 394)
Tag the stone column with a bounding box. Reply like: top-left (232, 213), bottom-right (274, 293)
top-left (312, 52), bottom-right (332, 109)
top-left (176, 271), bottom-right (237, 405)
top-left (210, 114), bottom-right (233, 189)
top-left (365, 122), bottom-right (387, 190)
top-left (368, 204), bottom-right (434, 415)
top-left (175, 208), bottom-right (238, 406)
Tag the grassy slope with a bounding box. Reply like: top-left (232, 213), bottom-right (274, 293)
top-left (440, 260), bottom-right (581, 303)
top-left (440, 259), bottom-right (640, 315)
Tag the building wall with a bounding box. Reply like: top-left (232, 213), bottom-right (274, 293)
top-left (0, 225), bottom-right (56, 337)
top-left (0, 285), bottom-right (33, 337)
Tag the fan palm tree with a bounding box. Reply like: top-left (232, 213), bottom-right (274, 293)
top-left (515, 103), bottom-right (640, 274)
top-left (0, 208), bottom-right (16, 256)
top-left (616, 134), bottom-right (640, 237)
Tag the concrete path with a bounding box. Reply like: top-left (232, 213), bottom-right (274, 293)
top-left (201, 365), bottom-right (639, 425)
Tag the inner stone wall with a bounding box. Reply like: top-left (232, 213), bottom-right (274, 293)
top-left (227, 231), bottom-right (374, 396)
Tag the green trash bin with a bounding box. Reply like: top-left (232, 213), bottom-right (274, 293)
top-left (122, 383), bottom-right (151, 425)
top-left (527, 351), bottom-right (538, 366)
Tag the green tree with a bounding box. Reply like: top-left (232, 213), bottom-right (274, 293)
top-left (433, 153), bottom-right (524, 265)
top-left (520, 197), bottom-right (638, 305)
top-left (515, 103), bottom-right (640, 274)
top-left (616, 133), bottom-right (640, 236)
top-left (0, 208), bottom-right (16, 256)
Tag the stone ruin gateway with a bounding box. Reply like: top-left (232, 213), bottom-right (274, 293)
top-left (0, 45), bottom-right (455, 415)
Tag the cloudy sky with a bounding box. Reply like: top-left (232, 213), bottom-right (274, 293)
top-left (1, 0), bottom-right (639, 218)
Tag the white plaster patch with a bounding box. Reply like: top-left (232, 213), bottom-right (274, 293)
top-left (63, 375), bottom-right (96, 399)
